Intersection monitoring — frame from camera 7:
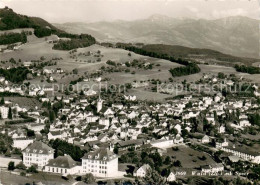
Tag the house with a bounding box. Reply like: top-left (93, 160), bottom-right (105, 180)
top-left (48, 130), bottom-right (68, 140)
top-left (124, 95), bottom-right (136, 101)
top-left (218, 125), bottom-right (225, 134)
top-left (84, 89), bottom-right (97, 96)
top-left (22, 141), bottom-right (54, 168)
top-left (99, 118), bottom-right (110, 128)
top-left (0, 106), bottom-right (9, 119)
top-left (44, 155), bottom-right (81, 175)
top-left (81, 148), bottom-right (118, 177)
top-left (112, 103), bottom-right (124, 110)
top-left (134, 164), bottom-right (151, 177)
top-left (201, 163), bottom-right (224, 173)
top-left (167, 172), bottom-right (176, 182)
top-left (116, 139), bottom-right (144, 151)
top-left (201, 135), bottom-right (210, 144)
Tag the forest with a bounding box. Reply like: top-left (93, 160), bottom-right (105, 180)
top-left (0, 67), bottom-right (30, 83)
top-left (0, 32), bottom-right (27, 45)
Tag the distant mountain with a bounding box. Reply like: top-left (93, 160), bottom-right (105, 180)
top-left (54, 15), bottom-right (259, 58)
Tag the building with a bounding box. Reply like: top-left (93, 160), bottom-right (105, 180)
top-left (134, 164), bottom-right (151, 177)
top-left (221, 145), bottom-right (260, 164)
top-left (201, 135), bottom-right (210, 144)
top-left (0, 106), bottom-right (9, 119)
top-left (97, 97), bottom-right (103, 113)
top-left (22, 141), bottom-right (54, 168)
top-left (167, 172), bottom-right (176, 182)
top-left (44, 155), bottom-right (81, 175)
top-left (201, 163), bottom-right (224, 173)
top-left (48, 130), bottom-right (68, 140)
top-left (81, 148), bottom-right (118, 177)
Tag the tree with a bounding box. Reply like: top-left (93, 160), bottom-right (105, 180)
top-left (83, 173), bottom-right (96, 184)
top-left (113, 146), bottom-right (118, 154)
top-left (164, 156), bottom-right (171, 165)
top-left (16, 161), bottom-right (26, 170)
top-left (49, 110), bottom-right (55, 123)
top-left (8, 161), bottom-right (15, 171)
top-left (0, 97), bottom-right (4, 105)
top-left (8, 107), bottom-right (12, 119)
top-left (26, 165), bottom-right (38, 173)
top-left (173, 160), bottom-right (182, 167)
top-left (161, 168), bottom-right (170, 177)
top-left (143, 169), bottom-right (166, 185)
top-left (26, 129), bottom-right (35, 137)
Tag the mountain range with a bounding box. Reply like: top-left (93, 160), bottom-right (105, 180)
top-left (54, 14), bottom-right (259, 58)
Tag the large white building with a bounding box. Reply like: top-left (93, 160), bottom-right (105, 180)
top-left (81, 148), bottom-right (118, 177)
top-left (0, 106), bottom-right (9, 119)
top-left (22, 141), bottom-right (54, 168)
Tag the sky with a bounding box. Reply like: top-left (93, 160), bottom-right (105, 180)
top-left (0, 0), bottom-right (259, 23)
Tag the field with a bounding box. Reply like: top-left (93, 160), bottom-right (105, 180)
top-left (0, 170), bottom-right (74, 185)
top-left (1, 34), bottom-right (260, 102)
top-left (165, 145), bottom-right (217, 169)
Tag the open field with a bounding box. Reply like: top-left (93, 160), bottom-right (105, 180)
top-left (165, 145), bottom-right (217, 169)
top-left (0, 170), bottom-right (75, 185)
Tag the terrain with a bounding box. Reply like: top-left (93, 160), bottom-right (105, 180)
top-left (1, 7), bottom-right (260, 103)
top-left (55, 15), bottom-right (259, 58)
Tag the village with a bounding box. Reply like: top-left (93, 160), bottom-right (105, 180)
top-left (0, 63), bottom-right (259, 184)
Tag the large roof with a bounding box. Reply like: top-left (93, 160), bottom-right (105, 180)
top-left (82, 148), bottom-right (117, 161)
top-left (46, 155), bottom-right (77, 169)
top-left (23, 141), bottom-right (54, 155)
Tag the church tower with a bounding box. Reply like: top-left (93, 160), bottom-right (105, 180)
top-left (97, 95), bottom-right (103, 113)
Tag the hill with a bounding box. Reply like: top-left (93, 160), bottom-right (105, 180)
top-left (141, 44), bottom-right (260, 66)
top-left (0, 7), bottom-right (57, 31)
top-left (0, 7), bottom-right (96, 50)
top-left (55, 15), bottom-right (259, 58)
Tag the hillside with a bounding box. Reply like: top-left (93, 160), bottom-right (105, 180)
top-left (0, 7), bottom-right (96, 50)
top-left (55, 15), bottom-right (259, 58)
top-left (141, 44), bottom-right (260, 66)
top-left (0, 7), bottom-right (58, 31)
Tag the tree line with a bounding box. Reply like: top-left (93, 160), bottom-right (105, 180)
top-left (235, 65), bottom-right (260, 74)
top-left (53, 34), bottom-right (96, 51)
top-left (169, 63), bottom-right (201, 77)
top-left (0, 32), bottom-right (27, 45)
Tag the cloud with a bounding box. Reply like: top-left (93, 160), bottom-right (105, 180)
top-left (212, 8), bottom-right (248, 19)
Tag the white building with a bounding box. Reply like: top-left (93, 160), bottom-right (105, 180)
top-left (22, 141), bottom-right (54, 168)
top-left (134, 164), bottom-right (151, 177)
top-left (167, 172), bottom-right (176, 182)
top-left (0, 106), bottom-right (9, 119)
top-left (201, 135), bottom-right (210, 144)
top-left (221, 145), bottom-right (260, 164)
top-left (81, 148), bottom-right (118, 177)
top-left (44, 155), bottom-right (81, 175)
top-left (97, 97), bottom-right (103, 113)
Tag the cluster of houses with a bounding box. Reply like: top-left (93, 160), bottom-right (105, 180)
top-left (0, 73), bottom-right (259, 182)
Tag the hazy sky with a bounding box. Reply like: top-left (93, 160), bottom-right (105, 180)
top-left (0, 0), bottom-right (259, 23)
